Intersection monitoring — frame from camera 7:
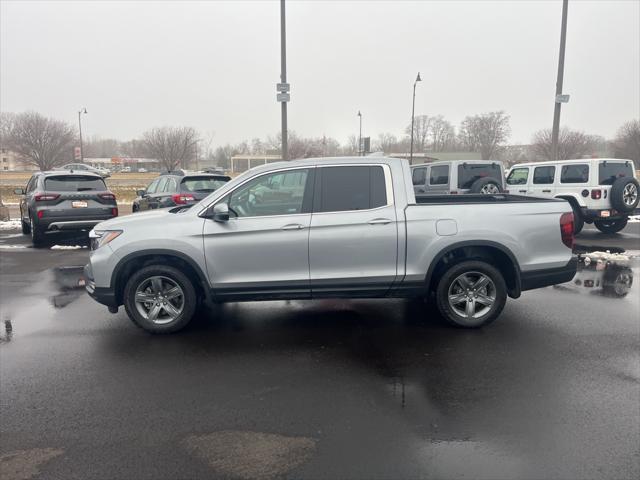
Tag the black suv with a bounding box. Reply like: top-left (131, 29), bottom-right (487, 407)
top-left (15, 171), bottom-right (118, 246)
top-left (132, 170), bottom-right (230, 212)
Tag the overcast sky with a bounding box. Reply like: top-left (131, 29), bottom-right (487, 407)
top-left (1, 0), bottom-right (639, 146)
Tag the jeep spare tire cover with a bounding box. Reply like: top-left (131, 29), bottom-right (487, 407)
top-left (470, 177), bottom-right (503, 194)
top-left (610, 176), bottom-right (639, 213)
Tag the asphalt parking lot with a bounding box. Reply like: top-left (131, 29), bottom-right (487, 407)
top-left (1, 221), bottom-right (639, 479)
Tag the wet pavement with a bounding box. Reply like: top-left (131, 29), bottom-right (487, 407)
top-left (0, 223), bottom-right (639, 479)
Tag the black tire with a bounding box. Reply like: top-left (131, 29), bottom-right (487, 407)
top-left (30, 214), bottom-right (45, 247)
top-left (123, 264), bottom-right (198, 334)
top-left (470, 177), bottom-right (503, 194)
top-left (610, 177), bottom-right (639, 213)
top-left (21, 218), bottom-right (31, 234)
top-left (435, 260), bottom-right (507, 328)
top-left (570, 203), bottom-right (584, 235)
top-left (132, 204), bottom-right (138, 213)
top-left (594, 217), bottom-right (628, 234)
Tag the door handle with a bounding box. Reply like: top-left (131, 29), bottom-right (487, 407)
top-left (542, 189), bottom-right (552, 193)
top-left (368, 218), bottom-right (392, 225)
top-left (281, 223), bottom-right (305, 230)
top-left (518, 190), bottom-right (527, 193)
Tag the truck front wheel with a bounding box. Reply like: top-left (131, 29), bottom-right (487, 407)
top-left (123, 265), bottom-right (198, 334)
top-left (435, 260), bottom-right (507, 328)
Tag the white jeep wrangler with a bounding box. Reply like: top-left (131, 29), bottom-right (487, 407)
top-left (506, 158), bottom-right (639, 233)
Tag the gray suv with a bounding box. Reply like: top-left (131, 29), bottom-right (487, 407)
top-left (15, 171), bottom-right (118, 246)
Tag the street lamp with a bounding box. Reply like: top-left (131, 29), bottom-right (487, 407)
top-left (357, 111), bottom-right (362, 156)
top-left (78, 107), bottom-right (87, 162)
top-left (409, 72), bottom-right (421, 165)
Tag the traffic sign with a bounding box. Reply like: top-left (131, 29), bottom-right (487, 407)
top-left (277, 83), bottom-right (290, 92)
top-left (277, 93), bottom-right (290, 102)
top-left (555, 94), bottom-right (570, 103)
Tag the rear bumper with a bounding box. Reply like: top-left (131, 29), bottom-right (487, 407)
top-left (581, 208), bottom-right (628, 221)
top-left (520, 256), bottom-right (578, 291)
top-left (46, 219), bottom-right (108, 231)
top-left (84, 263), bottom-right (118, 308)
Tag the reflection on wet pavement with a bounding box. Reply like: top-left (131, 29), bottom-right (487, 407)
top-left (555, 249), bottom-right (639, 298)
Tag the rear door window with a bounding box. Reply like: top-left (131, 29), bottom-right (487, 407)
top-left (315, 166), bottom-right (387, 213)
top-left (429, 165), bottom-right (449, 185)
top-left (533, 166), bottom-right (555, 184)
top-left (457, 163), bottom-right (502, 189)
top-left (598, 162), bottom-right (634, 185)
top-left (155, 177), bottom-right (169, 193)
top-left (181, 176), bottom-right (229, 193)
top-left (44, 175), bottom-right (106, 191)
top-left (412, 167), bottom-right (426, 186)
top-left (506, 168), bottom-right (529, 185)
top-left (560, 164), bottom-right (589, 183)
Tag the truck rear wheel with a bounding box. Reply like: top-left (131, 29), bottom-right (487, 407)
top-left (594, 217), bottom-right (628, 234)
top-left (435, 260), bottom-right (507, 328)
top-left (123, 265), bottom-right (198, 334)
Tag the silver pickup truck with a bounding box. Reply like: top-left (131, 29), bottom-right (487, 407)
top-left (84, 157), bottom-right (577, 333)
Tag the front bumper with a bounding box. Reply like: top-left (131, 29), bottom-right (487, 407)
top-left (84, 263), bottom-right (118, 308)
top-left (520, 256), bottom-right (578, 291)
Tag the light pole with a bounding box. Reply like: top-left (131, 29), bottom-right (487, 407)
top-left (78, 107), bottom-right (87, 162)
top-left (551, 0), bottom-right (569, 160)
top-left (280, 0), bottom-right (288, 161)
top-left (357, 111), bottom-right (362, 156)
top-left (409, 72), bottom-right (421, 165)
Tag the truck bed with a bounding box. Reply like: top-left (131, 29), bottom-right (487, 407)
top-left (414, 194), bottom-right (563, 205)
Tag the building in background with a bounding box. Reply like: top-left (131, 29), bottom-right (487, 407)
top-left (0, 148), bottom-right (38, 171)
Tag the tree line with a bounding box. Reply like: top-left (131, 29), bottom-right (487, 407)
top-left (1, 110), bottom-right (638, 171)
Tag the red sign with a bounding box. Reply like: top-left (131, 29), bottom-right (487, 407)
top-left (74, 147), bottom-right (81, 160)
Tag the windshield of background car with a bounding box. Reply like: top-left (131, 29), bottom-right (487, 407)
top-left (181, 176), bottom-right (230, 193)
top-left (44, 175), bottom-right (106, 191)
top-left (457, 163), bottom-right (502, 189)
top-left (598, 162), bottom-right (634, 185)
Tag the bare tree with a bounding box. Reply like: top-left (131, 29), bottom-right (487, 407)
top-left (2, 111), bottom-right (76, 170)
top-left (531, 127), bottom-right (602, 160)
top-left (405, 115), bottom-right (431, 153)
top-left (343, 135), bottom-right (359, 155)
top-left (83, 136), bottom-right (121, 158)
top-left (251, 137), bottom-right (264, 155)
top-left (430, 115), bottom-right (456, 152)
top-left (142, 126), bottom-right (199, 170)
top-left (458, 111), bottom-right (510, 159)
top-left (613, 119), bottom-right (640, 167)
top-left (374, 133), bottom-right (399, 153)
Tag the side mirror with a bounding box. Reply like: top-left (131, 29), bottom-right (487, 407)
top-left (14, 188), bottom-right (25, 195)
top-left (212, 203), bottom-right (230, 222)
top-left (136, 189), bottom-right (146, 197)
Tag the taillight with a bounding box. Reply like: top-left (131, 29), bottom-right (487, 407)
top-left (37, 210), bottom-right (44, 219)
top-left (590, 189), bottom-right (601, 200)
top-left (171, 194), bottom-right (195, 205)
top-left (560, 212), bottom-right (574, 249)
top-left (99, 193), bottom-right (116, 201)
top-left (34, 193), bottom-right (60, 201)
top-left (111, 208), bottom-right (118, 217)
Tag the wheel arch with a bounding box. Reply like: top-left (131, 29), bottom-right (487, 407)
top-left (425, 241), bottom-right (522, 298)
top-left (111, 250), bottom-right (211, 305)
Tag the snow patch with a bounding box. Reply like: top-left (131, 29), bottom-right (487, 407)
top-left (628, 215), bottom-right (640, 223)
top-left (0, 244), bottom-right (28, 249)
top-left (0, 220), bottom-right (21, 230)
top-left (50, 245), bottom-right (86, 250)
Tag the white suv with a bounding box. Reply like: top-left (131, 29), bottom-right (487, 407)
top-left (506, 158), bottom-right (639, 233)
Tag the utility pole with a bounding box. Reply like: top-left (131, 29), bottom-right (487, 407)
top-left (409, 72), bottom-right (421, 165)
top-left (78, 108), bottom-right (87, 162)
top-left (551, 0), bottom-right (569, 161)
top-left (279, 0), bottom-right (288, 161)
top-left (357, 111), bottom-right (362, 156)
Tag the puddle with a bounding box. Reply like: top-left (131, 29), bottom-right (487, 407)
top-left (555, 249), bottom-right (638, 298)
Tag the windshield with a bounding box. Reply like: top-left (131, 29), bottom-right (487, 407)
top-left (181, 176), bottom-right (230, 193)
top-left (598, 162), bottom-right (634, 185)
top-left (457, 163), bottom-right (502, 189)
top-left (44, 175), bottom-right (106, 191)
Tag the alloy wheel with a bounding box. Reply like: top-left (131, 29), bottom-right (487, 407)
top-left (448, 271), bottom-right (496, 319)
top-left (134, 276), bottom-right (185, 324)
top-left (622, 183), bottom-right (637, 207)
top-left (480, 183), bottom-right (500, 194)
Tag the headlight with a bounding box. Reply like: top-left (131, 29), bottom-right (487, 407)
top-left (89, 229), bottom-right (122, 250)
